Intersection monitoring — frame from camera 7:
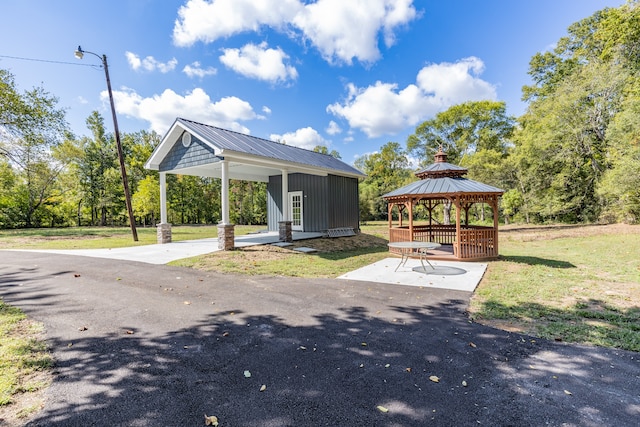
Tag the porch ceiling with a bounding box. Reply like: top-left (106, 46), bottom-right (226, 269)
top-left (160, 156), bottom-right (331, 182)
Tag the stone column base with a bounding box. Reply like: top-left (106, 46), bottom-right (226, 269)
top-left (278, 221), bottom-right (292, 242)
top-left (157, 223), bottom-right (172, 244)
top-left (218, 223), bottom-right (235, 250)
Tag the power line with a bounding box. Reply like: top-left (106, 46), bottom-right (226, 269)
top-left (0, 54), bottom-right (99, 67)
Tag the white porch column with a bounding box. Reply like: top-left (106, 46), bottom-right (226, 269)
top-left (159, 172), bottom-right (167, 224)
top-left (157, 172), bottom-right (171, 244)
top-left (281, 169), bottom-right (289, 221)
top-left (221, 159), bottom-right (230, 224)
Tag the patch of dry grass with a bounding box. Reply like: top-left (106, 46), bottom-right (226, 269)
top-left (172, 232), bottom-right (390, 277)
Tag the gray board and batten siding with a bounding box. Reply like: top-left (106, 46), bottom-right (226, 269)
top-left (268, 174), bottom-right (360, 233)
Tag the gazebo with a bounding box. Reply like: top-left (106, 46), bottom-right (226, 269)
top-left (383, 148), bottom-right (504, 261)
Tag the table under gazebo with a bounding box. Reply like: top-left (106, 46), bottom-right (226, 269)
top-left (383, 148), bottom-right (504, 261)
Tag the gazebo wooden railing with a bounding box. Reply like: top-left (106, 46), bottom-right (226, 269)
top-left (388, 224), bottom-right (498, 260)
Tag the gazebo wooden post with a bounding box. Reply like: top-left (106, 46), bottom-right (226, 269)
top-left (408, 199), bottom-right (414, 241)
top-left (492, 196), bottom-right (499, 256)
top-left (455, 195), bottom-right (462, 258)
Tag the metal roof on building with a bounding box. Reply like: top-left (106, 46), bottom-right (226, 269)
top-left (177, 118), bottom-right (365, 177)
top-left (383, 177), bottom-right (504, 199)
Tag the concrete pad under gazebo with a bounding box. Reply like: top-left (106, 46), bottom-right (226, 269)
top-left (382, 148), bottom-right (504, 261)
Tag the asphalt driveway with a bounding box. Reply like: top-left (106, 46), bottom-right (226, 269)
top-left (1, 251), bottom-right (638, 426)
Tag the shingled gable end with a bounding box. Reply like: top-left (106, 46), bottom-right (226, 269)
top-left (145, 118), bottom-right (365, 248)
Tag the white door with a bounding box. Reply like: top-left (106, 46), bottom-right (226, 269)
top-left (288, 191), bottom-right (303, 231)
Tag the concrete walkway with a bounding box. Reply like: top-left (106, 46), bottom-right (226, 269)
top-left (11, 231), bottom-right (323, 265)
top-left (8, 231), bottom-right (487, 291)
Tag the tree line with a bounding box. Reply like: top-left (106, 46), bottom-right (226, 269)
top-left (1, 2), bottom-right (639, 229)
top-left (0, 85), bottom-right (266, 228)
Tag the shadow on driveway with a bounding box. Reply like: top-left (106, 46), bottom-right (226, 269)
top-left (0, 252), bottom-right (638, 426)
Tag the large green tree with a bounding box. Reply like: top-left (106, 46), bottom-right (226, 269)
top-left (355, 142), bottom-right (412, 221)
top-left (514, 1), bottom-right (640, 223)
top-left (407, 100), bottom-right (514, 168)
top-left (406, 100), bottom-right (515, 223)
top-left (0, 69), bottom-right (69, 227)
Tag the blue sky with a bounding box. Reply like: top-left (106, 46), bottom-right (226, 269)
top-left (0, 0), bottom-right (624, 165)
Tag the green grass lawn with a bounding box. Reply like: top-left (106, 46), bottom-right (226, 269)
top-left (0, 224), bottom-right (264, 249)
top-left (468, 224), bottom-right (640, 352)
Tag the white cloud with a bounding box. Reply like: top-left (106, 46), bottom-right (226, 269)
top-left (262, 106), bottom-right (272, 115)
top-left (125, 52), bottom-right (177, 73)
top-left (269, 127), bottom-right (328, 150)
top-left (326, 57), bottom-right (497, 138)
top-left (173, 0), bottom-right (301, 47)
top-left (220, 42), bottom-right (298, 83)
top-left (173, 0), bottom-right (418, 64)
top-left (105, 87), bottom-right (257, 134)
top-left (416, 57), bottom-right (496, 103)
top-left (125, 52), bottom-right (142, 70)
top-left (326, 120), bottom-right (341, 135)
top-left (182, 61), bottom-right (218, 78)
top-left (292, 0), bottom-right (418, 64)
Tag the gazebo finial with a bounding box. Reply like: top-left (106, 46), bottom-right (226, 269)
top-left (434, 145), bottom-right (447, 163)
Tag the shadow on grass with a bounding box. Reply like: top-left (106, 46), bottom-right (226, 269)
top-left (498, 255), bottom-right (575, 268)
top-left (474, 299), bottom-right (640, 352)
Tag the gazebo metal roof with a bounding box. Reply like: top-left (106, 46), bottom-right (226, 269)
top-left (383, 177), bottom-right (504, 199)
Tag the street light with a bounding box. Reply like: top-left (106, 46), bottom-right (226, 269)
top-left (75, 46), bottom-right (138, 241)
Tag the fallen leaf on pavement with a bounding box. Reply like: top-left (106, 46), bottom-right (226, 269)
top-left (184, 301), bottom-right (192, 305)
top-left (260, 385), bottom-right (267, 392)
top-left (469, 342), bottom-right (477, 348)
top-left (564, 390), bottom-right (572, 395)
top-left (74, 274), bottom-right (81, 278)
top-left (222, 332), bottom-right (230, 337)
top-left (244, 370), bottom-right (251, 378)
top-left (376, 405), bottom-right (389, 413)
top-left (462, 380), bottom-right (468, 387)
top-left (429, 376), bottom-right (440, 383)
top-left (204, 414), bottom-right (219, 426)
top-left (125, 330), bottom-right (134, 335)
top-left (78, 326), bottom-right (88, 331)
top-left (405, 367), bottom-right (412, 373)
